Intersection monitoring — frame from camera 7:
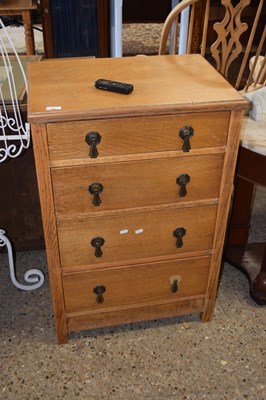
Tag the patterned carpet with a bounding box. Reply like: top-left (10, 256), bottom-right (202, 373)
top-left (1, 24), bottom-right (44, 55)
top-left (2, 23), bottom-right (163, 56)
top-left (123, 23), bottom-right (163, 55)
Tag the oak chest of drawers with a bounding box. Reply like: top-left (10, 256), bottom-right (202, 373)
top-left (28, 54), bottom-right (246, 343)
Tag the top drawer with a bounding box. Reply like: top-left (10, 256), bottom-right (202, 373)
top-left (47, 112), bottom-right (229, 162)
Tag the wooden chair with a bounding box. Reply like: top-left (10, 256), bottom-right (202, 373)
top-left (159, 0), bottom-right (265, 90)
top-left (159, 0), bottom-right (266, 304)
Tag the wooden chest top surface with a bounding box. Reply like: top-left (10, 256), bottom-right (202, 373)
top-left (28, 54), bottom-right (246, 123)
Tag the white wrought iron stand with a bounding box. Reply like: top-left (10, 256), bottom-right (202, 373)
top-left (0, 19), bottom-right (44, 291)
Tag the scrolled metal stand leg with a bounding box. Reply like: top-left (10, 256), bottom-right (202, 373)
top-left (0, 229), bottom-right (44, 291)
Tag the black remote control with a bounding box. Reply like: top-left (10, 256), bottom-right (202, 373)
top-left (95, 79), bottom-right (134, 95)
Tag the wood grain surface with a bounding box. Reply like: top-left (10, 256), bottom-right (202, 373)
top-left (52, 153), bottom-right (224, 217)
top-left (57, 205), bottom-right (217, 267)
top-left (47, 112), bottom-right (229, 161)
top-left (28, 55), bottom-right (246, 123)
top-left (29, 55), bottom-right (247, 342)
top-left (63, 256), bottom-right (211, 314)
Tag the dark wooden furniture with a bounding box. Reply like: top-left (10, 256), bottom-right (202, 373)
top-left (0, 138), bottom-right (44, 251)
top-left (0, 56), bottom-right (44, 251)
top-left (123, 0), bottom-right (172, 23)
top-left (0, 0), bottom-right (38, 55)
top-left (0, 100), bottom-right (44, 251)
top-left (40, 0), bottom-right (110, 58)
top-left (225, 146), bottom-right (266, 305)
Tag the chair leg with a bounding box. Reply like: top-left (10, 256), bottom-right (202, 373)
top-left (22, 10), bottom-right (35, 55)
top-left (227, 176), bottom-right (254, 248)
top-left (251, 245), bottom-right (266, 304)
top-left (225, 175), bottom-right (266, 304)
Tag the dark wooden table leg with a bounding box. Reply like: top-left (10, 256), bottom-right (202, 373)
top-left (227, 175), bottom-right (254, 248)
top-left (224, 146), bottom-right (266, 305)
top-left (251, 247), bottom-right (266, 304)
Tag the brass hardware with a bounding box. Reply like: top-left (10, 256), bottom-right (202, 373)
top-left (85, 131), bottom-right (101, 158)
top-left (89, 182), bottom-right (103, 206)
top-left (176, 173), bottom-right (190, 197)
top-left (170, 275), bottom-right (182, 293)
top-left (173, 227), bottom-right (186, 248)
top-left (179, 126), bottom-right (194, 152)
top-left (91, 237), bottom-right (105, 257)
top-left (93, 285), bottom-right (106, 304)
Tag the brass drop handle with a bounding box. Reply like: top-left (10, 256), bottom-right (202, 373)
top-left (85, 131), bottom-right (101, 158)
top-left (91, 237), bottom-right (105, 257)
top-left (176, 173), bottom-right (190, 197)
top-left (93, 285), bottom-right (106, 304)
top-left (89, 182), bottom-right (103, 206)
top-left (171, 279), bottom-right (178, 293)
top-left (179, 126), bottom-right (194, 152)
top-left (170, 275), bottom-right (182, 293)
top-left (173, 227), bottom-right (186, 248)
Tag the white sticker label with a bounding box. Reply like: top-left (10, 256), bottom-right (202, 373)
top-left (120, 229), bottom-right (128, 235)
top-left (46, 106), bottom-right (62, 111)
top-left (135, 228), bottom-right (144, 234)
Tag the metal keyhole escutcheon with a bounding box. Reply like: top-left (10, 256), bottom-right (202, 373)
top-left (173, 227), bottom-right (186, 248)
top-left (176, 173), bottom-right (190, 197)
top-left (85, 131), bottom-right (101, 158)
top-left (91, 237), bottom-right (105, 257)
top-left (89, 182), bottom-right (103, 206)
top-left (93, 285), bottom-right (106, 304)
top-left (179, 126), bottom-right (194, 152)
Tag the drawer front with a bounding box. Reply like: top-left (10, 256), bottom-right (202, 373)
top-left (58, 205), bottom-right (217, 267)
top-left (52, 154), bottom-right (224, 218)
top-left (63, 256), bottom-right (211, 314)
top-left (47, 112), bottom-right (229, 161)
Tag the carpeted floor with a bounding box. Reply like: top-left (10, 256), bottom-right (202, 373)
top-left (123, 23), bottom-right (163, 55)
top-left (2, 23), bottom-right (163, 56)
top-left (0, 243), bottom-right (265, 400)
top-left (0, 21), bottom-right (266, 400)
